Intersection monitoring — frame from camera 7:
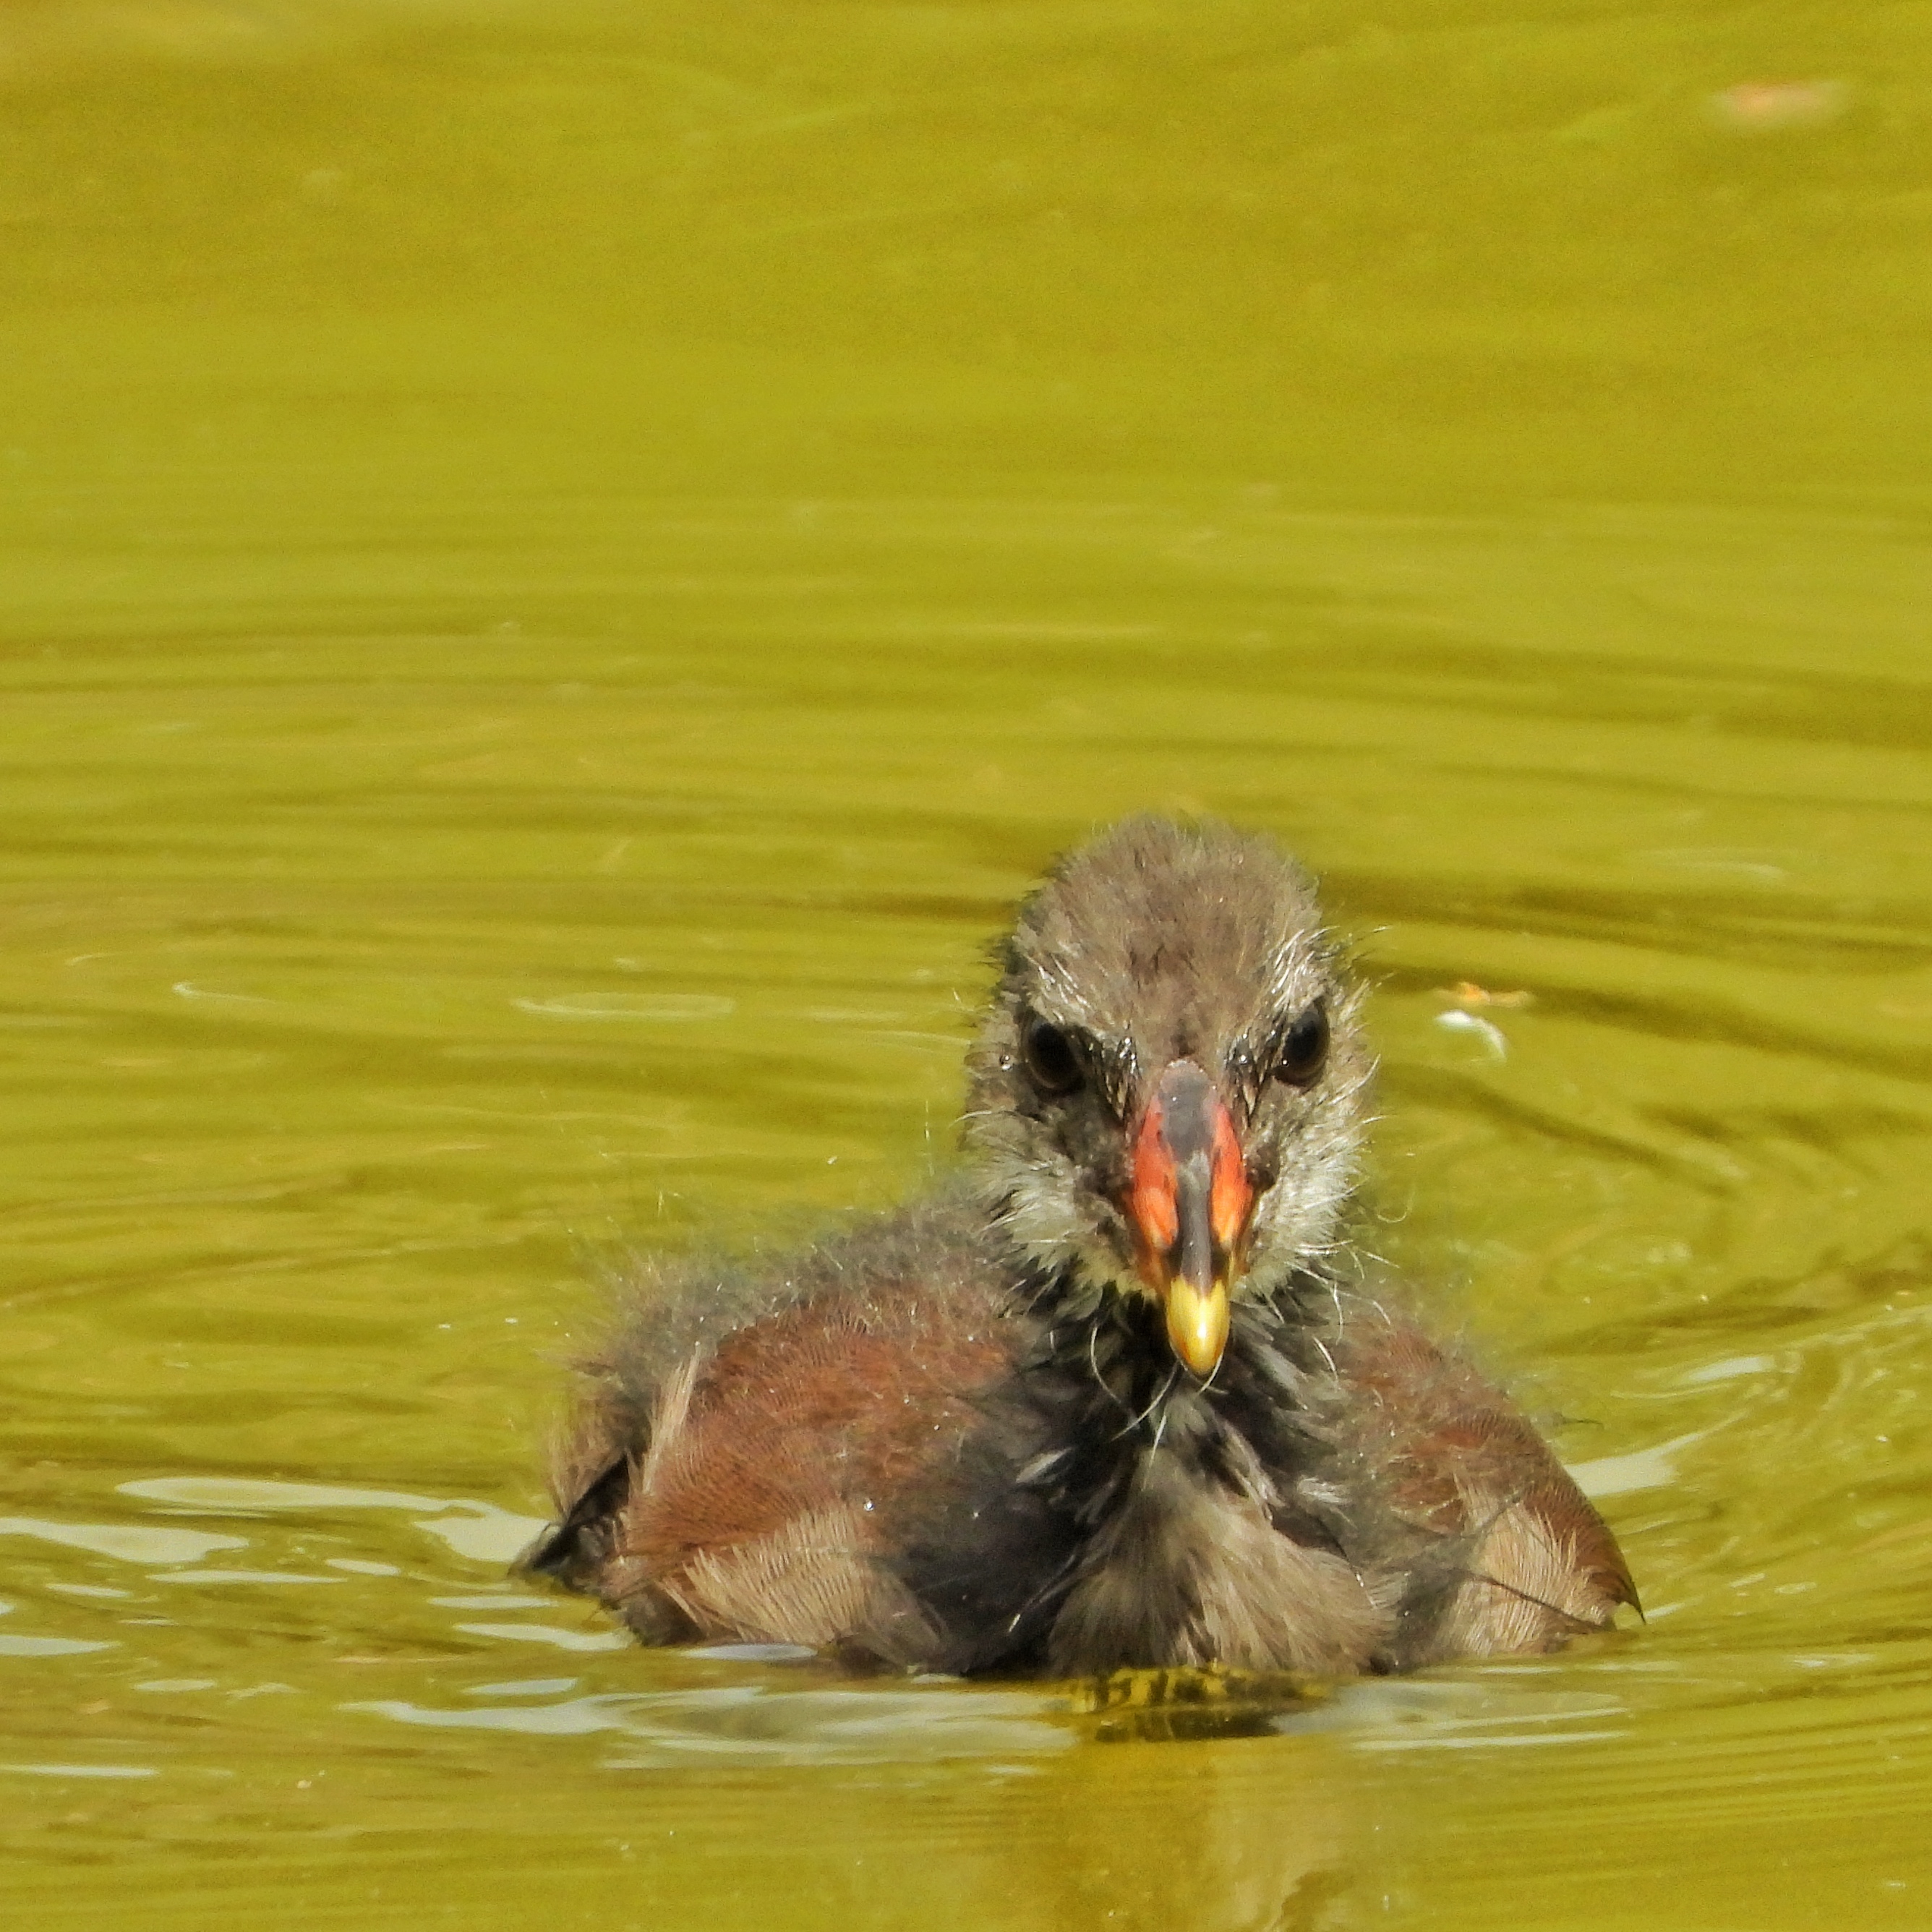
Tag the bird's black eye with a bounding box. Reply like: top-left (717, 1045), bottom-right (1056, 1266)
top-left (1271, 1003), bottom-right (1329, 1087)
top-left (1020, 1014), bottom-right (1085, 1095)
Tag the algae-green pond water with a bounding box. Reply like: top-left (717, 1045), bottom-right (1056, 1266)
top-left (4, 4), bottom-right (1931, 1928)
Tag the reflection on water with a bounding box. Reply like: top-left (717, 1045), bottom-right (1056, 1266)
top-left (4, 1), bottom-right (1932, 1928)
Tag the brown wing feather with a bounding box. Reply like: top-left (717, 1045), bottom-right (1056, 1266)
top-left (1337, 1314), bottom-right (1636, 1664)
top-left (621, 1289), bottom-right (1014, 1564)
top-left (545, 1275), bottom-right (1056, 1665)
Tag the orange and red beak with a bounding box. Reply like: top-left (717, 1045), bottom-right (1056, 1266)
top-left (1126, 1059), bottom-right (1253, 1379)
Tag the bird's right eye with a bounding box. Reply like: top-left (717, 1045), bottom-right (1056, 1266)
top-left (1020, 1014), bottom-right (1085, 1095)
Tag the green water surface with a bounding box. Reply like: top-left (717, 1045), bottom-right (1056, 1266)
top-left (4, 3), bottom-right (1931, 1927)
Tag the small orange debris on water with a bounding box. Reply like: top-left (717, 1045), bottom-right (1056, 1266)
top-left (1437, 981), bottom-right (1534, 1009)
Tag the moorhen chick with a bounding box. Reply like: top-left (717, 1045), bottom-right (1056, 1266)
top-left (527, 818), bottom-right (1634, 1676)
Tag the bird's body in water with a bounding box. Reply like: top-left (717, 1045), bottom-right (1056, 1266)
top-left (526, 819), bottom-right (1634, 1676)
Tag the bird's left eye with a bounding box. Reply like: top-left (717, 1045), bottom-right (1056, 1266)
top-left (1270, 1003), bottom-right (1329, 1087)
top-left (1020, 1014), bottom-right (1085, 1095)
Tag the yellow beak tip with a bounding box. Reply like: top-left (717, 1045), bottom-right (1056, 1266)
top-left (1165, 1278), bottom-right (1232, 1380)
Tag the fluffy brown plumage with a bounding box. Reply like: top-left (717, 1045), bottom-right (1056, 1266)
top-left (526, 818), bottom-right (1635, 1675)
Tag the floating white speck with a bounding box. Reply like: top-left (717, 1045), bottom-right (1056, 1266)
top-left (1433, 1010), bottom-right (1507, 1059)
